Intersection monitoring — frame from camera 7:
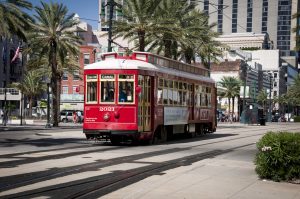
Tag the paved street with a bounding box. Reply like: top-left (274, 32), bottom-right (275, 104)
top-left (0, 123), bottom-right (299, 199)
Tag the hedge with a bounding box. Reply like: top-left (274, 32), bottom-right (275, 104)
top-left (294, 116), bottom-right (300, 122)
top-left (255, 131), bottom-right (300, 182)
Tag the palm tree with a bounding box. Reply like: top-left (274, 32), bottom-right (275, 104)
top-left (112, 0), bottom-right (163, 51)
top-left (218, 77), bottom-right (241, 119)
top-left (257, 89), bottom-right (268, 115)
top-left (147, 0), bottom-right (195, 58)
top-left (27, 2), bottom-right (81, 126)
top-left (0, 0), bottom-right (32, 40)
top-left (11, 70), bottom-right (46, 117)
top-left (286, 74), bottom-right (300, 115)
top-left (146, 1), bottom-right (222, 63)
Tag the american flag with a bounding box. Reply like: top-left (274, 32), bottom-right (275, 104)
top-left (11, 46), bottom-right (20, 63)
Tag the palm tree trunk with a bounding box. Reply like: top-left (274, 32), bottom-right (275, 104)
top-left (237, 96), bottom-right (240, 122)
top-left (228, 97), bottom-right (231, 116)
top-left (138, 30), bottom-right (145, 52)
top-left (164, 39), bottom-right (172, 58)
top-left (50, 41), bottom-right (59, 127)
top-left (232, 97), bottom-right (235, 120)
top-left (28, 97), bottom-right (33, 118)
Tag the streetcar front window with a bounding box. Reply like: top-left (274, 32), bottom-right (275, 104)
top-left (118, 74), bottom-right (135, 103)
top-left (100, 74), bottom-right (115, 103)
top-left (86, 75), bottom-right (98, 103)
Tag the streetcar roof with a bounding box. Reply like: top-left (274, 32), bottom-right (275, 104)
top-left (84, 59), bottom-right (215, 83)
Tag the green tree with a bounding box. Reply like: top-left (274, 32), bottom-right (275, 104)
top-left (0, 0), bottom-right (32, 40)
top-left (27, 2), bottom-right (81, 126)
top-left (257, 89), bottom-right (268, 115)
top-left (146, 0), bottom-right (222, 64)
top-left (112, 0), bottom-right (162, 52)
top-left (11, 70), bottom-right (46, 117)
top-left (218, 77), bottom-right (241, 118)
top-left (286, 74), bottom-right (300, 115)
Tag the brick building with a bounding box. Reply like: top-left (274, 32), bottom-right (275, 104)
top-left (60, 46), bottom-right (96, 111)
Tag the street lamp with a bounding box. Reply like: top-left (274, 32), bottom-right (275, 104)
top-left (45, 81), bottom-right (51, 128)
top-left (241, 65), bottom-right (249, 124)
top-left (268, 73), bottom-right (273, 122)
top-left (2, 87), bottom-right (7, 126)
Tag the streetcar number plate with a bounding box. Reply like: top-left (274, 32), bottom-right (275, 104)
top-left (99, 107), bottom-right (115, 111)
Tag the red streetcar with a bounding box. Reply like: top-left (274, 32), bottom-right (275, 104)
top-left (83, 52), bottom-right (217, 144)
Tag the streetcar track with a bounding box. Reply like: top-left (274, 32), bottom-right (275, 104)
top-left (3, 143), bottom-right (254, 199)
top-left (0, 125), bottom-right (298, 192)
top-left (0, 125), bottom-right (298, 198)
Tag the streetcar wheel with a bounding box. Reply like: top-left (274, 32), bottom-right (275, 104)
top-left (161, 127), bottom-right (167, 142)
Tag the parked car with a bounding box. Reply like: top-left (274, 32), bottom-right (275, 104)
top-left (60, 110), bottom-right (73, 123)
top-left (60, 110), bottom-right (84, 123)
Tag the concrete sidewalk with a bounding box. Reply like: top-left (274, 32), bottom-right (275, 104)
top-left (0, 119), bottom-right (83, 131)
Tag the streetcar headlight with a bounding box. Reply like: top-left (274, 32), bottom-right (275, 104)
top-left (103, 113), bottom-right (110, 121)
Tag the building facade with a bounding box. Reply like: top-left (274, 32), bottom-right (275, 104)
top-left (209, 59), bottom-right (270, 116)
top-left (60, 46), bottom-right (96, 111)
top-left (197, 0), bottom-right (299, 57)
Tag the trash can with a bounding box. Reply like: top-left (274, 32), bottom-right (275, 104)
top-left (259, 118), bottom-right (266, 126)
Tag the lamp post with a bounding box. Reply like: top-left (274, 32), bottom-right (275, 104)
top-left (241, 65), bottom-right (248, 124)
top-left (45, 82), bottom-right (51, 128)
top-left (268, 74), bottom-right (272, 122)
top-left (3, 87), bottom-right (7, 126)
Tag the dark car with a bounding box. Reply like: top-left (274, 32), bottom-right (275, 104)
top-left (271, 115), bottom-right (286, 122)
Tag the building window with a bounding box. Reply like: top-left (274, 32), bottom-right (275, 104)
top-left (274, 72), bottom-right (278, 78)
top-left (84, 53), bottom-right (90, 65)
top-left (246, 0), bottom-right (253, 32)
top-left (62, 71), bottom-right (68, 80)
top-left (73, 86), bottom-right (79, 94)
top-left (217, 0), bottom-right (223, 33)
top-left (204, 0), bottom-right (209, 15)
top-left (73, 70), bottom-right (80, 80)
top-left (261, 0), bottom-right (268, 33)
top-left (277, 0), bottom-right (291, 55)
top-left (232, 0), bottom-right (238, 33)
top-left (62, 86), bottom-right (68, 94)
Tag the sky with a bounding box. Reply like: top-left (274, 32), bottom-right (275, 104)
top-left (29, 0), bottom-right (99, 29)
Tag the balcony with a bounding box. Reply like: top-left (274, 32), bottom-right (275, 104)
top-left (0, 88), bottom-right (21, 101)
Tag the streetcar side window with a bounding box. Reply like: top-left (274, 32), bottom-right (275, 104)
top-left (86, 75), bottom-right (98, 103)
top-left (100, 74), bottom-right (115, 103)
top-left (157, 78), bottom-right (163, 105)
top-left (118, 74), bottom-right (134, 104)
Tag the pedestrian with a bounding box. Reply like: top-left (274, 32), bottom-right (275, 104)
top-left (77, 110), bottom-right (82, 123)
top-left (73, 111), bottom-right (77, 123)
top-left (2, 109), bottom-right (8, 126)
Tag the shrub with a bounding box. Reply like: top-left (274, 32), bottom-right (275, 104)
top-left (255, 131), bottom-right (300, 182)
top-left (294, 116), bottom-right (300, 122)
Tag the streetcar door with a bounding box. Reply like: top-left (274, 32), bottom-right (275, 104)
top-left (138, 75), bottom-right (151, 132)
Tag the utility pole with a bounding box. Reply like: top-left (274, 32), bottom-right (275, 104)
top-left (107, 0), bottom-right (116, 52)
